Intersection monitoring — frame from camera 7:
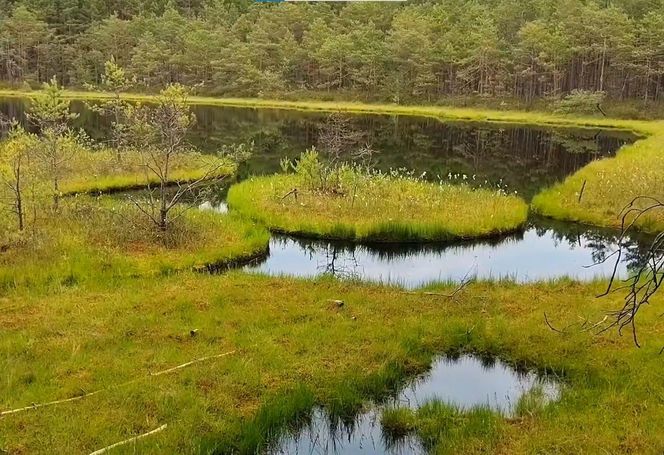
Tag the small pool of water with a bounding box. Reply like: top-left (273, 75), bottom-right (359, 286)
top-left (271, 355), bottom-right (559, 454)
top-left (245, 224), bottom-right (646, 288)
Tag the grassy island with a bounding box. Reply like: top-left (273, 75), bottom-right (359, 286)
top-left (0, 198), bottom-right (269, 290)
top-left (61, 149), bottom-right (236, 195)
top-left (227, 170), bottom-right (529, 242)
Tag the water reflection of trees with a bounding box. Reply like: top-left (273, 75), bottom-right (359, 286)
top-left (0, 99), bottom-right (636, 198)
top-left (530, 217), bottom-right (651, 271)
top-left (266, 219), bottom-right (651, 281)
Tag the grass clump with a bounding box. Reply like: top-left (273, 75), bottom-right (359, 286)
top-left (532, 130), bottom-right (664, 233)
top-left (228, 151), bottom-right (528, 242)
top-left (415, 402), bottom-right (502, 453)
top-left (382, 402), bottom-right (503, 454)
top-left (0, 196), bottom-right (269, 290)
top-left (61, 148), bottom-right (236, 195)
top-left (381, 406), bottom-right (418, 438)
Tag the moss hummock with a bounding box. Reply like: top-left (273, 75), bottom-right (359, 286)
top-left (227, 173), bottom-right (528, 242)
top-left (0, 198), bottom-right (269, 290)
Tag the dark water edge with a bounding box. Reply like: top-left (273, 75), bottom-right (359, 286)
top-left (267, 355), bottom-right (559, 455)
top-left (4, 97), bottom-right (651, 284)
top-left (236, 215), bottom-right (650, 287)
top-left (0, 98), bottom-right (636, 200)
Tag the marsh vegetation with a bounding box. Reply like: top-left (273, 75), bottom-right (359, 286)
top-left (228, 150), bottom-right (528, 243)
top-left (0, 57), bottom-right (663, 455)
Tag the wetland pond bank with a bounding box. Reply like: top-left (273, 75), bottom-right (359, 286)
top-left (0, 96), bottom-right (648, 283)
top-left (270, 354), bottom-right (560, 455)
top-left (1, 96), bottom-right (663, 454)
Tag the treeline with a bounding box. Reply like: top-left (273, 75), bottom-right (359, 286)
top-left (1, 0), bottom-right (664, 102)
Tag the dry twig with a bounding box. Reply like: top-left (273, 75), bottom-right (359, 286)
top-left (0, 350), bottom-right (236, 417)
top-left (88, 424), bottom-right (168, 455)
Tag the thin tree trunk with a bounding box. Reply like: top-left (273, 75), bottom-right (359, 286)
top-left (599, 39), bottom-right (607, 92)
top-left (14, 159), bottom-right (23, 231)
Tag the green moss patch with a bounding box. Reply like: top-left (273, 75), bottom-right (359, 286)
top-left (0, 198), bottom-right (269, 290)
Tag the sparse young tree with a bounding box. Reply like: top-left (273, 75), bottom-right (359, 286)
top-left (125, 84), bottom-right (240, 232)
top-left (87, 57), bottom-right (133, 159)
top-left (27, 77), bottom-right (80, 210)
top-left (0, 126), bottom-right (38, 231)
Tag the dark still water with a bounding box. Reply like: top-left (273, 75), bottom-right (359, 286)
top-left (198, 202), bottom-right (650, 287)
top-left (3, 96), bottom-right (647, 285)
top-left (270, 355), bottom-right (559, 455)
top-left (0, 98), bottom-right (635, 199)
top-left (243, 220), bottom-right (648, 287)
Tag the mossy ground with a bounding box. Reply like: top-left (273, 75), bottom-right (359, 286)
top-left (0, 274), bottom-right (662, 454)
top-left (61, 149), bottom-right (236, 195)
top-left (0, 91), bottom-right (662, 454)
top-left (227, 173), bottom-right (528, 242)
top-left (0, 197), bottom-right (269, 291)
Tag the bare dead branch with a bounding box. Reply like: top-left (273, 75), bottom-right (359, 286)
top-left (88, 424), bottom-right (168, 455)
top-left (599, 195), bottom-right (664, 346)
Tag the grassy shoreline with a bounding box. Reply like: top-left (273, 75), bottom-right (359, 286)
top-left (531, 131), bottom-right (664, 233)
top-left (0, 199), bottom-right (270, 291)
top-left (1, 273), bottom-right (662, 454)
top-left (61, 149), bottom-right (236, 195)
top-left (228, 173), bottom-right (528, 243)
top-left (4, 88), bottom-right (663, 233)
top-left (0, 88), bottom-right (660, 135)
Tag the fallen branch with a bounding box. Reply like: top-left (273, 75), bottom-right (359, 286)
top-left (149, 351), bottom-right (236, 377)
top-left (580, 315), bottom-right (609, 332)
top-left (280, 188), bottom-right (298, 201)
top-left (544, 313), bottom-right (610, 335)
top-left (1, 350), bottom-right (236, 418)
top-left (88, 424), bottom-right (167, 455)
top-left (402, 267), bottom-right (475, 298)
top-left (0, 390), bottom-right (103, 417)
top-left (544, 312), bottom-right (565, 333)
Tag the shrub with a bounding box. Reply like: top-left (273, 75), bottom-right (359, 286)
top-left (553, 90), bottom-right (607, 115)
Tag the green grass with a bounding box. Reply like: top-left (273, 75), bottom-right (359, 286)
top-left (0, 274), bottom-right (663, 454)
top-left (382, 402), bottom-right (503, 454)
top-left (227, 173), bottom-right (528, 242)
top-left (5, 88), bottom-right (664, 232)
top-left (61, 148), bottom-right (236, 195)
top-left (0, 197), bottom-right (269, 291)
top-left (1, 90), bottom-right (664, 454)
top-left (0, 88), bottom-right (660, 134)
top-left (532, 132), bottom-right (664, 233)
top-left (5, 88), bottom-right (663, 233)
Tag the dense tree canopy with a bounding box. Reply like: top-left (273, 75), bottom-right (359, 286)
top-left (1, 0), bottom-right (664, 102)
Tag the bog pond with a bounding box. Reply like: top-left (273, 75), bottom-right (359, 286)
top-left (0, 98), bottom-right (649, 285)
top-left (0, 98), bottom-right (647, 453)
top-left (270, 354), bottom-right (559, 455)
